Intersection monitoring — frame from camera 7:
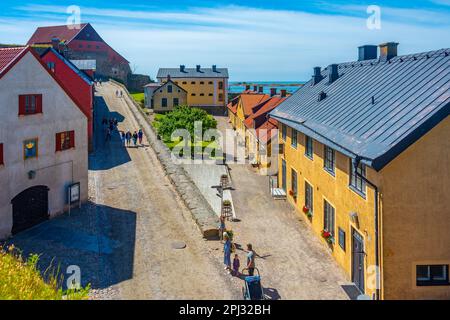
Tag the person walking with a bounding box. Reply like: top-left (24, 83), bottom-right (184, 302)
top-left (246, 244), bottom-right (256, 276)
top-left (233, 254), bottom-right (240, 277)
top-left (219, 215), bottom-right (226, 242)
top-left (132, 131), bottom-right (138, 147)
top-left (120, 131), bottom-right (126, 147)
top-left (126, 131), bottom-right (132, 147)
top-left (223, 234), bottom-right (232, 272)
top-left (138, 129), bottom-right (144, 145)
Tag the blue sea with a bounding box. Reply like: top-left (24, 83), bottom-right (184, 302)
top-left (229, 81), bottom-right (305, 95)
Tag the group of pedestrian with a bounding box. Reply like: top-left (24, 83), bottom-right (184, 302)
top-left (221, 216), bottom-right (257, 277)
top-left (120, 129), bottom-right (144, 148)
top-left (115, 90), bottom-right (124, 98)
top-left (102, 117), bottom-right (119, 143)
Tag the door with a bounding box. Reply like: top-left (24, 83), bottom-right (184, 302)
top-left (12, 186), bottom-right (50, 235)
top-left (352, 229), bottom-right (365, 294)
top-left (281, 159), bottom-right (287, 191)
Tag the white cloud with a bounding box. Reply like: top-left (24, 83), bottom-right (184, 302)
top-left (4, 4), bottom-right (450, 81)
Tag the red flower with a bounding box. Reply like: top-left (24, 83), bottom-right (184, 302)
top-left (322, 230), bottom-right (331, 239)
top-left (289, 190), bottom-right (295, 196)
top-left (303, 206), bottom-right (309, 214)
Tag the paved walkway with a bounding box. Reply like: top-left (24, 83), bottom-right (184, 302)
top-left (210, 116), bottom-right (351, 300)
top-left (6, 84), bottom-right (240, 300)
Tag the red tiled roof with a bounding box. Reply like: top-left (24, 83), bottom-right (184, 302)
top-left (241, 93), bottom-right (270, 117)
top-left (27, 24), bottom-right (88, 45)
top-left (0, 47), bottom-right (27, 76)
top-left (244, 96), bottom-right (287, 129)
top-left (256, 118), bottom-right (279, 144)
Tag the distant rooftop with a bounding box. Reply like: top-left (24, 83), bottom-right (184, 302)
top-left (157, 65), bottom-right (229, 79)
top-left (70, 59), bottom-right (96, 70)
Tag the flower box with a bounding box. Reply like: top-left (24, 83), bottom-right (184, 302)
top-left (322, 230), bottom-right (334, 245)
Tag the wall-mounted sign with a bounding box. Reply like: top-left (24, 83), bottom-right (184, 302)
top-left (69, 182), bottom-right (80, 204)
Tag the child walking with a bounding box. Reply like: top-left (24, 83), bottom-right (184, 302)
top-left (233, 254), bottom-right (240, 277)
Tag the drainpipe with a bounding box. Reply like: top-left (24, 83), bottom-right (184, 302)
top-left (354, 156), bottom-right (380, 300)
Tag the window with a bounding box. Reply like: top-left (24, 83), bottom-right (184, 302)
top-left (182, 81), bottom-right (187, 85)
top-left (167, 85), bottom-right (173, 93)
top-left (208, 93), bottom-right (213, 96)
top-left (338, 228), bottom-right (346, 251)
top-left (218, 81), bottom-right (224, 90)
top-left (305, 182), bottom-right (313, 213)
top-left (291, 129), bottom-right (298, 149)
top-left (79, 45), bottom-right (83, 48)
top-left (162, 98), bottom-right (168, 107)
top-left (96, 46), bottom-right (100, 49)
top-left (200, 93), bottom-right (205, 96)
top-left (291, 169), bottom-right (298, 198)
top-left (305, 135), bottom-right (313, 159)
top-left (416, 265), bottom-right (449, 286)
top-left (47, 61), bottom-right (56, 72)
top-left (218, 93), bottom-right (224, 102)
top-left (191, 81), bottom-right (196, 85)
top-left (173, 98), bottom-right (179, 107)
top-left (191, 93), bottom-right (196, 97)
top-left (56, 131), bottom-right (75, 152)
top-left (324, 200), bottom-right (335, 237)
top-left (282, 125), bottom-right (287, 141)
top-left (200, 81), bottom-right (205, 85)
top-left (23, 138), bottom-right (38, 160)
top-left (324, 146), bottom-right (335, 175)
top-left (19, 94), bottom-right (42, 115)
top-left (350, 161), bottom-right (367, 196)
top-left (87, 45), bottom-right (91, 49)
top-left (0, 143), bottom-right (3, 165)
top-left (209, 81), bottom-right (213, 85)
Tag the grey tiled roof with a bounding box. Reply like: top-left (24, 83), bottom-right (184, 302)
top-left (270, 48), bottom-right (450, 171)
top-left (157, 67), bottom-right (229, 79)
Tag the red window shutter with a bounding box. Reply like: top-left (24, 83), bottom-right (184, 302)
top-left (0, 143), bottom-right (3, 165)
top-left (55, 133), bottom-right (62, 152)
top-left (36, 94), bottom-right (43, 114)
top-left (69, 131), bottom-right (75, 149)
top-left (18, 95), bottom-right (26, 115)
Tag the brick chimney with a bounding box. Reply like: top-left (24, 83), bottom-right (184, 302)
top-left (196, 65), bottom-right (201, 72)
top-left (51, 37), bottom-right (60, 51)
top-left (180, 65), bottom-right (186, 72)
top-left (270, 88), bottom-right (277, 97)
top-left (359, 45), bottom-right (378, 61)
top-left (258, 86), bottom-right (264, 93)
top-left (245, 85), bottom-right (251, 91)
top-left (253, 85), bottom-right (258, 92)
top-left (212, 65), bottom-right (217, 72)
top-left (281, 90), bottom-right (287, 98)
top-left (312, 67), bottom-right (323, 85)
top-left (379, 42), bottom-right (399, 62)
top-left (328, 64), bottom-right (339, 84)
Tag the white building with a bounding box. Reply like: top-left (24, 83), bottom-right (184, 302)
top-left (0, 47), bottom-right (89, 239)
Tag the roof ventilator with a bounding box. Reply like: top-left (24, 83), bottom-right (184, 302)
top-left (318, 91), bottom-right (327, 102)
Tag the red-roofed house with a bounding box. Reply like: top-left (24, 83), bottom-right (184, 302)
top-left (27, 23), bottom-right (131, 85)
top-left (0, 46), bottom-right (88, 239)
top-left (40, 48), bottom-right (95, 152)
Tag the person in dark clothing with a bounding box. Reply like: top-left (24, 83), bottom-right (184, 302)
top-left (138, 129), bottom-right (144, 145)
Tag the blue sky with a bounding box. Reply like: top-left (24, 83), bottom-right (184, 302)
top-left (1, 0), bottom-right (450, 81)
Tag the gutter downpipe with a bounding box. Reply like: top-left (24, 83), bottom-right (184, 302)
top-left (354, 156), bottom-right (381, 300)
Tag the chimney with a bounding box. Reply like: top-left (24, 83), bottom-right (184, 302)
top-left (253, 85), bottom-right (258, 92)
top-left (270, 88), bottom-right (277, 97)
top-left (281, 90), bottom-right (287, 98)
top-left (196, 65), bottom-right (201, 72)
top-left (312, 67), bottom-right (323, 85)
top-left (328, 64), bottom-right (339, 84)
top-left (379, 42), bottom-right (399, 62)
top-left (212, 65), bottom-right (217, 72)
top-left (258, 86), bottom-right (264, 93)
top-left (167, 74), bottom-right (171, 81)
top-left (245, 85), bottom-right (251, 91)
top-left (51, 37), bottom-right (60, 51)
top-left (359, 45), bottom-right (378, 61)
top-left (180, 65), bottom-right (186, 72)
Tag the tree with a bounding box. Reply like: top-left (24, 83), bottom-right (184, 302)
top-left (156, 106), bottom-right (218, 143)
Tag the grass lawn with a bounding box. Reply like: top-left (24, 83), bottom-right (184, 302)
top-left (131, 92), bottom-right (145, 105)
top-left (0, 248), bottom-right (89, 300)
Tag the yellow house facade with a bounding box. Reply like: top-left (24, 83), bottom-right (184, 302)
top-left (270, 44), bottom-right (450, 299)
top-left (150, 80), bottom-right (187, 113)
top-left (157, 65), bottom-right (229, 114)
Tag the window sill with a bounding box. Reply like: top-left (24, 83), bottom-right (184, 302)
top-left (349, 185), bottom-right (367, 200)
top-left (304, 154), bottom-right (313, 161)
top-left (416, 282), bottom-right (450, 287)
top-left (19, 112), bottom-right (43, 117)
top-left (324, 167), bottom-right (336, 177)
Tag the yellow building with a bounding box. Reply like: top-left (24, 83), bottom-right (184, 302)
top-left (147, 79), bottom-right (187, 113)
top-left (270, 43), bottom-right (450, 300)
top-left (157, 65), bottom-right (229, 114)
